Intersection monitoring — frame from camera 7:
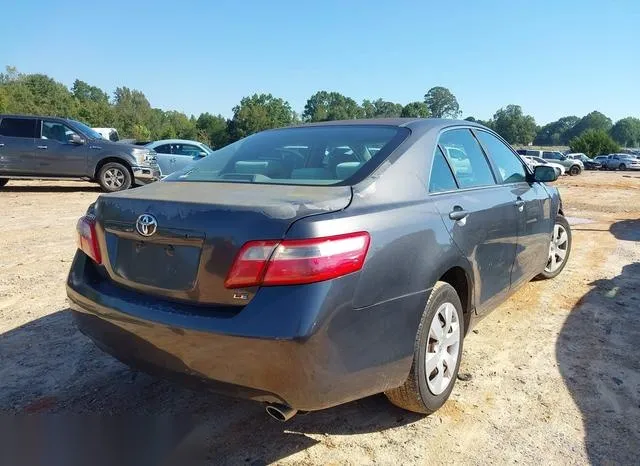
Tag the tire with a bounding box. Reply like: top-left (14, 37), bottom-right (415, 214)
top-left (619, 164), bottom-right (626, 171)
top-left (0, 178), bottom-right (8, 188)
top-left (537, 215), bottom-right (572, 280)
top-left (385, 282), bottom-right (464, 414)
top-left (98, 162), bottom-right (132, 192)
top-left (569, 165), bottom-right (581, 176)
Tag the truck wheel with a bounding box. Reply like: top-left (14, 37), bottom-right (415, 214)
top-left (98, 162), bottom-right (132, 192)
top-left (385, 281), bottom-right (464, 414)
top-left (569, 165), bottom-right (581, 176)
top-left (537, 215), bottom-right (571, 280)
top-left (619, 164), bottom-right (626, 171)
top-left (0, 179), bottom-right (8, 188)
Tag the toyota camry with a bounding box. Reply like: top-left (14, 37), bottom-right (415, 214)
top-left (66, 118), bottom-right (571, 421)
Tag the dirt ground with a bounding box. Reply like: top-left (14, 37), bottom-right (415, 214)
top-left (1, 172), bottom-right (639, 465)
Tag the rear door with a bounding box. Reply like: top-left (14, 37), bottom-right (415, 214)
top-left (152, 143), bottom-right (174, 176)
top-left (35, 119), bottom-right (88, 176)
top-left (0, 116), bottom-right (37, 174)
top-left (429, 128), bottom-right (519, 314)
top-left (474, 130), bottom-right (552, 286)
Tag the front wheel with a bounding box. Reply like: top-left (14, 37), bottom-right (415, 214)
top-left (569, 165), bottom-right (581, 176)
top-left (98, 162), bottom-right (132, 192)
top-left (619, 164), bottom-right (626, 171)
top-left (537, 215), bottom-right (572, 280)
top-left (385, 282), bottom-right (464, 414)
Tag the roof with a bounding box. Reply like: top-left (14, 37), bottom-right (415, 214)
top-left (0, 113), bottom-right (71, 121)
top-left (287, 118), bottom-right (487, 132)
top-left (147, 139), bottom-right (208, 146)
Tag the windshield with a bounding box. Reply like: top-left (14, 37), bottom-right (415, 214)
top-left (70, 120), bottom-right (104, 140)
top-left (165, 125), bottom-right (409, 186)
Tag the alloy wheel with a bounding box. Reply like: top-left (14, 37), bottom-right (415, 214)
top-left (104, 168), bottom-right (125, 189)
top-left (425, 302), bottom-right (461, 395)
top-left (545, 223), bottom-right (569, 273)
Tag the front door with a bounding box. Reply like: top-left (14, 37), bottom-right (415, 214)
top-left (35, 119), bottom-right (88, 176)
top-left (0, 116), bottom-right (37, 174)
top-left (474, 129), bottom-right (553, 286)
top-left (431, 128), bottom-right (519, 314)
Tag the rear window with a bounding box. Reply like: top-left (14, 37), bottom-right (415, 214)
top-left (165, 125), bottom-right (409, 186)
top-left (0, 117), bottom-right (37, 138)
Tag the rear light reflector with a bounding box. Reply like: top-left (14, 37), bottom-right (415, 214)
top-left (76, 215), bottom-right (102, 264)
top-left (224, 232), bottom-right (370, 288)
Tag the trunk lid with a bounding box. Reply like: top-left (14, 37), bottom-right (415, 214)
top-left (94, 181), bottom-right (352, 305)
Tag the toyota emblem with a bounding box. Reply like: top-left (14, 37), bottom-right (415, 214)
top-left (136, 214), bottom-right (158, 237)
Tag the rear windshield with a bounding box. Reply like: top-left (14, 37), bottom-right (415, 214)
top-left (165, 125), bottom-right (409, 186)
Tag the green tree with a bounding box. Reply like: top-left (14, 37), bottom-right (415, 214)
top-left (534, 116), bottom-right (579, 145)
top-left (464, 116), bottom-right (494, 128)
top-left (230, 93), bottom-right (295, 140)
top-left (113, 87), bottom-right (152, 137)
top-left (566, 111), bottom-right (612, 140)
top-left (196, 112), bottom-right (229, 149)
top-left (302, 91), bottom-right (362, 121)
top-left (401, 101), bottom-right (430, 118)
top-left (492, 105), bottom-right (537, 144)
top-left (569, 129), bottom-right (619, 157)
top-left (424, 86), bottom-right (460, 118)
top-left (609, 117), bottom-right (640, 147)
top-left (72, 79), bottom-right (109, 104)
top-left (361, 99), bottom-right (403, 118)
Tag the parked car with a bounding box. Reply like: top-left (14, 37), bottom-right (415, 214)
top-left (565, 153), bottom-right (602, 170)
top-left (593, 155), bottom-right (610, 167)
top-left (93, 127), bottom-right (120, 142)
top-left (67, 119), bottom-right (570, 421)
top-left (517, 150), bottom-right (582, 175)
top-left (145, 139), bottom-right (213, 176)
top-left (0, 115), bottom-right (160, 192)
top-left (602, 153), bottom-right (640, 171)
top-left (522, 155), bottom-right (565, 177)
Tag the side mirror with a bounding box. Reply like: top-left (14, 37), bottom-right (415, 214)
top-left (70, 134), bottom-right (85, 145)
top-left (193, 151), bottom-right (207, 159)
top-left (533, 165), bottom-right (558, 182)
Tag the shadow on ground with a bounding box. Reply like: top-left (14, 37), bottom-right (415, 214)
top-left (0, 184), bottom-right (100, 193)
top-left (556, 248), bottom-right (640, 464)
top-left (610, 219), bottom-right (640, 241)
top-left (0, 310), bottom-right (421, 465)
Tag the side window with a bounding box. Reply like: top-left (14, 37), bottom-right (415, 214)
top-left (174, 144), bottom-right (202, 156)
top-left (429, 147), bottom-right (458, 193)
top-left (0, 117), bottom-right (37, 138)
top-left (438, 129), bottom-right (495, 189)
top-left (41, 121), bottom-right (77, 143)
top-left (154, 144), bottom-right (171, 154)
top-left (543, 151), bottom-right (559, 160)
top-left (475, 131), bottom-right (527, 184)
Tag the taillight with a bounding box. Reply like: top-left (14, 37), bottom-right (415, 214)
top-left (76, 215), bottom-right (102, 264)
top-left (224, 232), bottom-right (370, 288)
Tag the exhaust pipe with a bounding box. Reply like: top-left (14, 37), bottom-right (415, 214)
top-left (265, 403), bottom-right (297, 422)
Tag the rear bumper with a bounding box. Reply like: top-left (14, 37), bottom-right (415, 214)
top-left (66, 253), bottom-right (424, 411)
top-left (132, 165), bottom-right (161, 185)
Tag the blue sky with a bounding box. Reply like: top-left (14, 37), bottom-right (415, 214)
top-left (1, 0), bottom-right (638, 125)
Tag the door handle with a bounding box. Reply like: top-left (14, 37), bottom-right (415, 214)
top-left (515, 199), bottom-right (525, 212)
top-left (449, 206), bottom-right (469, 222)
top-left (37, 145), bottom-right (48, 149)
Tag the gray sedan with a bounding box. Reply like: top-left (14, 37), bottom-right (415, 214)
top-left (67, 119), bottom-right (570, 420)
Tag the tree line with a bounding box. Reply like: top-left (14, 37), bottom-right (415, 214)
top-left (1, 66), bottom-right (638, 157)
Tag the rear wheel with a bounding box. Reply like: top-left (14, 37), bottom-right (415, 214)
top-left (385, 282), bottom-right (464, 414)
top-left (569, 165), bottom-right (581, 176)
top-left (537, 215), bottom-right (571, 280)
top-left (0, 178), bottom-right (8, 188)
top-left (619, 163), bottom-right (626, 171)
top-left (98, 162), bottom-right (132, 192)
